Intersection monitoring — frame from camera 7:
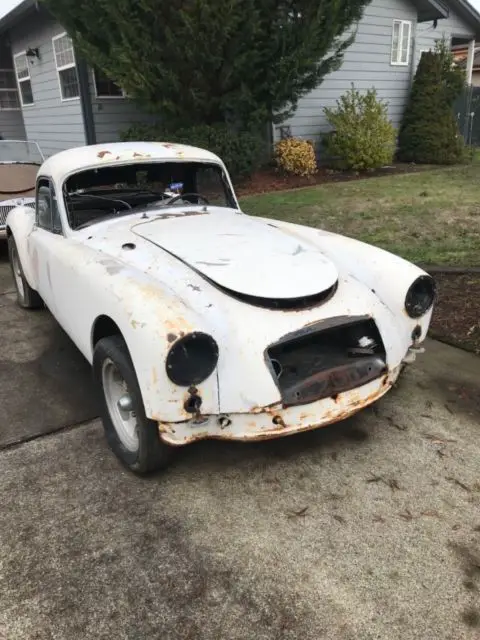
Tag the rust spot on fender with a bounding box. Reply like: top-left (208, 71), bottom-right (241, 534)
top-left (167, 332), bottom-right (177, 343)
top-left (97, 150), bottom-right (111, 158)
top-left (152, 368), bottom-right (158, 385)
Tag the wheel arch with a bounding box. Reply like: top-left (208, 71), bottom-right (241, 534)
top-left (91, 314), bottom-right (125, 353)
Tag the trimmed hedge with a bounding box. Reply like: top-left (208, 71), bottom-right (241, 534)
top-left (121, 123), bottom-right (265, 180)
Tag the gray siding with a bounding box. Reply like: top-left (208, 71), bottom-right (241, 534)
top-left (89, 71), bottom-right (156, 144)
top-left (280, 0), bottom-right (478, 143)
top-left (416, 8), bottom-right (474, 59)
top-left (279, 0), bottom-right (418, 142)
top-left (9, 9), bottom-right (85, 157)
top-left (0, 110), bottom-right (26, 140)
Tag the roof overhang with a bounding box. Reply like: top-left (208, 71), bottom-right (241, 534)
top-left (417, 0), bottom-right (450, 23)
top-left (0, 0), bottom-right (40, 35)
top-left (413, 0), bottom-right (480, 39)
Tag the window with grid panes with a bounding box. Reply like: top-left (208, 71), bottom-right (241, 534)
top-left (93, 67), bottom-right (124, 97)
top-left (14, 53), bottom-right (33, 105)
top-left (391, 20), bottom-right (412, 66)
top-left (0, 69), bottom-right (20, 109)
top-left (53, 33), bottom-right (80, 100)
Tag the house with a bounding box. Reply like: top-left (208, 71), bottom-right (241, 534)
top-left (0, 0), bottom-right (154, 156)
top-left (1, 0), bottom-right (480, 156)
top-left (279, 0), bottom-right (480, 142)
top-left (452, 42), bottom-right (480, 84)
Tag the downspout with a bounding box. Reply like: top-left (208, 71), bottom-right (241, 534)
top-left (76, 54), bottom-right (96, 145)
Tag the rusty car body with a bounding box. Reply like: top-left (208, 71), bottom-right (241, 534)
top-left (0, 140), bottom-right (44, 239)
top-left (5, 141), bottom-right (436, 474)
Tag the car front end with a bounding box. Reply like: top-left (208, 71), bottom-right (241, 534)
top-left (152, 264), bottom-right (435, 447)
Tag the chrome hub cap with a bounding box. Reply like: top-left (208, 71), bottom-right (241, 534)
top-left (102, 359), bottom-right (138, 451)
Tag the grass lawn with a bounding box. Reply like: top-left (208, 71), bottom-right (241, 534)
top-left (240, 165), bottom-right (480, 266)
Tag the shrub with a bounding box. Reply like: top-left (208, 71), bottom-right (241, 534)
top-left (323, 85), bottom-right (396, 171)
top-left (274, 137), bottom-right (317, 176)
top-left (121, 123), bottom-right (266, 180)
top-left (397, 47), bottom-right (464, 165)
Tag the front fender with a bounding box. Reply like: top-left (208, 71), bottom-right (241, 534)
top-left (100, 269), bottom-right (221, 422)
top-left (265, 218), bottom-right (434, 341)
top-left (53, 246), bottom-right (221, 423)
top-left (6, 206), bottom-right (37, 289)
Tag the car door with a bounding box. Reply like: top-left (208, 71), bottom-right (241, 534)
top-left (28, 178), bottom-right (66, 319)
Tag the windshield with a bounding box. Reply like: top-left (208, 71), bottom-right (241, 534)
top-left (0, 140), bottom-right (43, 198)
top-left (64, 160), bottom-right (237, 230)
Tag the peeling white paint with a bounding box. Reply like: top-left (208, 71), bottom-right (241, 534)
top-left (6, 141), bottom-right (434, 445)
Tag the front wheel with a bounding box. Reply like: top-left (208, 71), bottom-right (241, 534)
top-left (8, 236), bottom-right (43, 309)
top-left (93, 335), bottom-right (174, 475)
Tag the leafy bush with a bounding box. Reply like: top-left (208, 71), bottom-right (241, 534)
top-left (121, 123), bottom-right (265, 180)
top-left (274, 137), bottom-right (317, 176)
top-left (323, 85), bottom-right (396, 170)
top-left (45, 0), bottom-right (371, 132)
top-left (397, 46), bottom-right (465, 165)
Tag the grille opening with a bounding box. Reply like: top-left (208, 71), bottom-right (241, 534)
top-left (267, 317), bottom-right (387, 407)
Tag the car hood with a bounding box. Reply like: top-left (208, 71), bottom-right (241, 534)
top-left (131, 208), bottom-right (338, 299)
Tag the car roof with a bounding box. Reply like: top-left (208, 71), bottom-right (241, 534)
top-left (39, 141), bottom-right (224, 182)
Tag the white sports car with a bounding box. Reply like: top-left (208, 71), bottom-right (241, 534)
top-left (6, 142), bottom-right (436, 474)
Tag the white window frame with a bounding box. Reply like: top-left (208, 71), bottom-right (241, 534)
top-left (52, 32), bottom-right (80, 102)
top-left (0, 68), bottom-right (20, 110)
top-left (92, 67), bottom-right (126, 99)
top-left (13, 51), bottom-right (34, 106)
top-left (391, 20), bottom-right (412, 66)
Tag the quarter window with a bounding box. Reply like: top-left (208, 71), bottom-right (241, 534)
top-left (391, 20), bottom-right (412, 66)
top-left (13, 53), bottom-right (34, 105)
top-left (36, 179), bottom-right (62, 233)
top-left (53, 33), bottom-right (80, 100)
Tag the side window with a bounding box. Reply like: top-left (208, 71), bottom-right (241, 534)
top-left (36, 179), bottom-right (62, 234)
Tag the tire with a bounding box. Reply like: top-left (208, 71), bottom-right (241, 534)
top-left (8, 236), bottom-right (43, 310)
top-left (93, 335), bottom-right (174, 475)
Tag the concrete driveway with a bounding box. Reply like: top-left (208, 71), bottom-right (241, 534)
top-left (0, 250), bottom-right (479, 640)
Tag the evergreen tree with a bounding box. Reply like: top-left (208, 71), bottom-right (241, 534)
top-left (397, 47), bottom-right (465, 165)
top-left (43, 0), bottom-right (371, 130)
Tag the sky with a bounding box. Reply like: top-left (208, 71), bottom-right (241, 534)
top-left (0, 0), bottom-right (23, 21)
top-left (2, 0), bottom-right (480, 22)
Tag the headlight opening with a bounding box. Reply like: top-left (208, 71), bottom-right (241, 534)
top-left (405, 275), bottom-right (436, 318)
top-left (166, 332), bottom-right (219, 386)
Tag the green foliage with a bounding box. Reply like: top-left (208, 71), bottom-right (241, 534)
top-left (121, 122), bottom-right (265, 179)
top-left (397, 47), bottom-right (465, 165)
top-left (323, 85), bottom-right (396, 170)
top-left (434, 37), bottom-right (465, 101)
top-left (43, 0), bottom-right (371, 131)
top-left (274, 137), bottom-right (317, 175)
